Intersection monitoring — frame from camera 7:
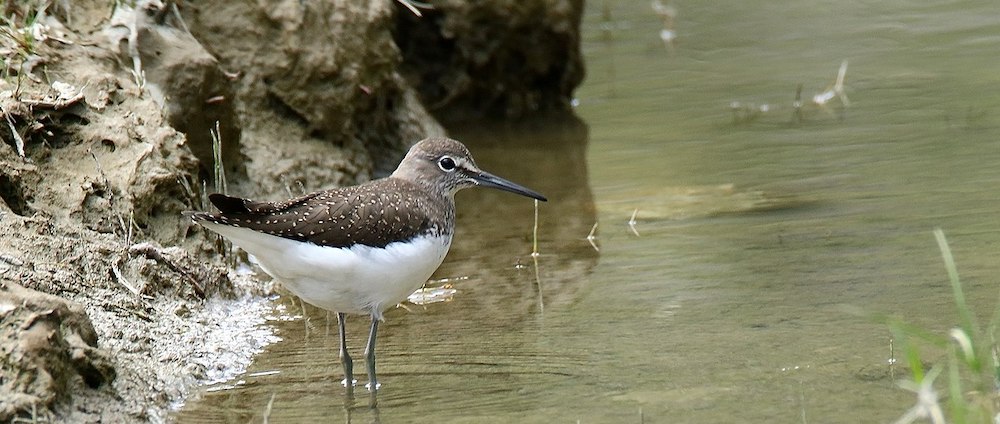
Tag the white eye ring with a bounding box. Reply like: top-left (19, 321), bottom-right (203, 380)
top-left (438, 156), bottom-right (457, 172)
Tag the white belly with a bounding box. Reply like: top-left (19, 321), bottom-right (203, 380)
top-left (200, 222), bottom-right (452, 319)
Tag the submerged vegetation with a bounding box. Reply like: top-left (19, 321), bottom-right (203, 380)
top-left (887, 229), bottom-right (999, 424)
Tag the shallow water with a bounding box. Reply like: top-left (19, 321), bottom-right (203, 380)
top-left (178, 1), bottom-right (1000, 422)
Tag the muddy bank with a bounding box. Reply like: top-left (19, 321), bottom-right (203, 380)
top-left (0, 0), bottom-right (582, 422)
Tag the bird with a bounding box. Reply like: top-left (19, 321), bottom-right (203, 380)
top-left (185, 137), bottom-right (547, 392)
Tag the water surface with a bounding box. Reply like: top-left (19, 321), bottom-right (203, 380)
top-left (179, 1), bottom-right (1000, 422)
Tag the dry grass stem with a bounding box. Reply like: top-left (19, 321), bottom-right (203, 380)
top-left (586, 222), bottom-right (599, 252)
top-left (628, 208), bottom-right (640, 236)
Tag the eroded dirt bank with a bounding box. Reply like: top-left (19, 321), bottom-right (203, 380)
top-left (0, 0), bottom-right (582, 421)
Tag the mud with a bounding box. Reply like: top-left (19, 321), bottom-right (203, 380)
top-left (0, 0), bottom-right (582, 421)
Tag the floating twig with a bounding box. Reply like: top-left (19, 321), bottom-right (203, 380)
top-left (812, 60), bottom-right (849, 110)
top-left (628, 208), bottom-right (640, 237)
top-left (586, 222), bottom-right (600, 252)
top-left (730, 60), bottom-right (849, 125)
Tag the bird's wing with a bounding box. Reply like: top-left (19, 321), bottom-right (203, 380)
top-left (191, 180), bottom-right (448, 248)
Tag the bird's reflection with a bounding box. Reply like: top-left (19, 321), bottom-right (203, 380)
top-left (342, 389), bottom-right (381, 424)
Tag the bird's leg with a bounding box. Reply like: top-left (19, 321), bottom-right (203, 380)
top-left (364, 316), bottom-right (380, 393)
top-left (337, 312), bottom-right (355, 390)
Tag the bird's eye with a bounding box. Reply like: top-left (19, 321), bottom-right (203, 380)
top-left (438, 156), bottom-right (457, 172)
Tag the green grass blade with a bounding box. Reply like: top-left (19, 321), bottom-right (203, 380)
top-left (934, 228), bottom-right (982, 372)
top-left (947, 347), bottom-right (969, 423)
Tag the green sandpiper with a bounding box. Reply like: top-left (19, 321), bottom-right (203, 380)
top-left (186, 137), bottom-right (546, 392)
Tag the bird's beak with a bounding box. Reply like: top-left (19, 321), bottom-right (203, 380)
top-left (472, 170), bottom-right (548, 202)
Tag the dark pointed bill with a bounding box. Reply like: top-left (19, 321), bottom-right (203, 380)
top-left (473, 171), bottom-right (548, 202)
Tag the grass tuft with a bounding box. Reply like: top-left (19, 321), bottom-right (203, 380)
top-left (886, 228), bottom-right (999, 424)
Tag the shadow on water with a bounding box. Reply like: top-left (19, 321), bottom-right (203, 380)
top-left (175, 113), bottom-right (601, 423)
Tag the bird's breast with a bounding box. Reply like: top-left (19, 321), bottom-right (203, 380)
top-left (260, 231), bottom-right (453, 317)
